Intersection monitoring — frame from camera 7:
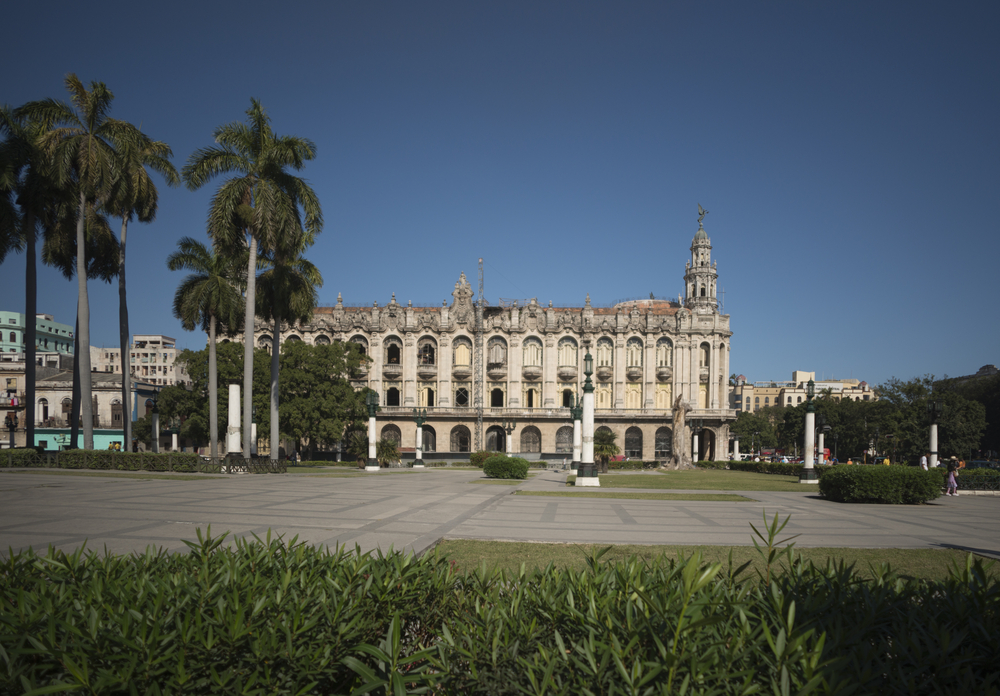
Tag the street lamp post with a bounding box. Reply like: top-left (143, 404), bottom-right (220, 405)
top-left (799, 380), bottom-right (818, 483)
top-left (365, 391), bottom-right (379, 471)
top-left (570, 394), bottom-right (582, 474)
top-left (927, 399), bottom-right (944, 468)
top-left (578, 347), bottom-right (599, 486)
top-left (832, 432), bottom-right (839, 461)
top-left (691, 418), bottom-right (703, 464)
top-left (4, 413), bottom-right (18, 449)
top-left (412, 407), bottom-right (427, 468)
top-left (502, 417), bottom-right (516, 456)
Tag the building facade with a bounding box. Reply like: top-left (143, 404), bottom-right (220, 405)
top-left (253, 223), bottom-right (736, 461)
top-left (730, 371), bottom-right (876, 413)
top-left (91, 335), bottom-right (192, 388)
top-left (0, 312), bottom-right (74, 355)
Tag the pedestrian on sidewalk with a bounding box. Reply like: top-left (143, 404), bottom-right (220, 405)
top-left (945, 458), bottom-right (959, 496)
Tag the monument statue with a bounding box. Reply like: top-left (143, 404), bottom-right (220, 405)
top-left (697, 204), bottom-right (708, 226)
top-left (671, 395), bottom-right (691, 469)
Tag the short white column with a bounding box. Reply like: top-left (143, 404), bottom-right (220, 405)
top-left (250, 423), bottom-right (257, 456)
top-left (801, 410), bottom-right (817, 483)
top-left (366, 415), bottom-right (379, 471)
top-left (226, 383), bottom-right (241, 455)
top-left (506, 430), bottom-right (513, 456)
top-left (171, 432), bottom-right (178, 452)
top-left (733, 437), bottom-right (740, 460)
top-left (817, 430), bottom-right (825, 466)
top-left (929, 424), bottom-right (939, 467)
top-left (692, 432), bottom-right (700, 463)
top-left (152, 411), bottom-right (160, 454)
top-left (414, 426), bottom-right (424, 467)
top-left (571, 417), bottom-right (581, 475)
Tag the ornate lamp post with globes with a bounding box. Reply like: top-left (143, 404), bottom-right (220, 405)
top-left (799, 380), bottom-right (819, 483)
top-left (578, 346), bottom-right (599, 486)
top-left (502, 417), bottom-right (517, 456)
top-left (412, 407), bottom-right (427, 468)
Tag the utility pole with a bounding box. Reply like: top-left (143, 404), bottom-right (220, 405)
top-left (474, 258), bottom-right (484, 452)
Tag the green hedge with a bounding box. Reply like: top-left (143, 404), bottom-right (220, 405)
top-left (606, 460), bottom-right (659, 470)
top-left (2, 530), bottom-right (997, 694)
top-left (730, 461), bottom-right (835, 477)
top-left (483, 455), bottom-right (529, 479)
top-left (819, 465), bottom-right (942, 504)
top-left (694, 460), bottom-right (730, 469)
top-left (470, 450), bottom-right (490, 468)
top-left (0, 448), bottom-right (45, 468)
top-left (933, 467), bottom-right (1000, 491)
top-left (0, 449), bottom-right (223, 473)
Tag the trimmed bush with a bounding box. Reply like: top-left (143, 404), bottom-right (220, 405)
top-left (820, 465), bottom-right (942, 503)
top-left (0, 448), bottom-right (45, 468)
top-left (483, 455), bottom-right (529, 479)
top-left (607, 460), bottom-right (660, 470)
top-left (933, 467), bottom-right (1000, 491)
top-left (470, 450), bottom-right (490, 468)
top-left (694, 460), bottom-right (729, 469)
top-left (1, 529), bottom-right (997, 694)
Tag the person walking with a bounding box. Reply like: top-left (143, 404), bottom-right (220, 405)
top-left (920, 452), bottom-right (929, 471)
top-left (945, 458), bottom-right (959, 496)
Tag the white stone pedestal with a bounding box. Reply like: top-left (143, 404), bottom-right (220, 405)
top-left (413, 464), bottom-right (425, 469)
top-left (365, 465), bottom-right (380, 472)
top-left (577, 477), bottom-right (600, 487)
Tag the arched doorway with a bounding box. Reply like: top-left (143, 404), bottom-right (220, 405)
top-left (386, 387), bottom-right (400, 407)
top-left (421, 425), bottom-right (436, 453)
top-left (520, 426), bottom-right (541, 453)
top-left (485, 425), bottom-right (505, 452)
top-left (655, 427), bottom-right (673, 458)
top-left (625, 427), bottom-right (643, 459)
top-left (491, 388), bottom-right (504, 407)
top-left (555, 425), bottom-right (573, 454)
top-left (450, 425), bottom-right (471, 452)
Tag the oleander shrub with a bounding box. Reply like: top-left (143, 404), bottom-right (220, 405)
top-left (470, 450), bottom-right (490, 468)
top-left (482, 455), bottom-right (529, 479)
top-left (2, 523), bottom-right (998, 695)
top-left (820, 464), bottom-right (942, 503)
top-left (695, 460), bottom-right (730, 469)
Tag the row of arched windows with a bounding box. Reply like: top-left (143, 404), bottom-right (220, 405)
top-left (375, 423), bottom-right (675, 456)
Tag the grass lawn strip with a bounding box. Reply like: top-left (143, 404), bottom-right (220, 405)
top-left (598, 470), bottom-right (809, 492)
top-left (514, 490), bottom-right (752, 501)
top-left (432, 539), bottom-right (998, 583)
top-left (469, 479), bottom-right (524, 485)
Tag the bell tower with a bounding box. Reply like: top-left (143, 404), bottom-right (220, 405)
top-left (684, 205), bottom-right (718, 314)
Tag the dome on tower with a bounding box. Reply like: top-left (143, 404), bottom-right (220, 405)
top-left (693, 227), bottom-right (709, 242)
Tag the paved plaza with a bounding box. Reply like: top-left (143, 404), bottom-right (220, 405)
top-left (1, 467), bottom-right (998, 560)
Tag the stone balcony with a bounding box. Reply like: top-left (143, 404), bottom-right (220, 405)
top-left (522, 365), bottom-right (543, 381)
top-left (487, 364), bottom-right (508, 380)
top-left (596, 366), bottom-right (613, 382)
top-left (626, 366), bottom-right (643, 381)
top-left (416, 363), bottom-right (437, 379)
top-left (382, 363), bottom-right (403, 379)
top-left (452, 364), bottom-right (472, 380)
top-left (557, 365), bottom-right (577, 382)
top-left (656, 366), bottom-right (672, 382)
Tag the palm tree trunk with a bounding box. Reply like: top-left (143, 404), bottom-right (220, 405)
top-left (76, 190), bottom-right (93, 449)
top-left (24, 211), bottom-right (36, 449)
top-left (118, 219), bottom-right (131, 449)
top-left (270, 315), bottom-right (280, 461)
top-left (242, 235), bottom-right (257, 457)
top-left (208, 314), bottom-right (218, 460)
top-left (70, 314), bottom-right (80, 448)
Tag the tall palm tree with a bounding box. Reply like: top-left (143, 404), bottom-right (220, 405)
top-left (256, 240), bottom-right (322, 460)
top-left (104, 131), bottom-right (179, 449)
top-left (183, 99), bottom-right (322, 457)
top-left (18, 74), bottom-right (140, 449)
top-left (167, 237), bottom-right (245, 460)
top-left (593, 428), bottom-right (621, 474)
top-left (0, 105), bottom-right (56, 448)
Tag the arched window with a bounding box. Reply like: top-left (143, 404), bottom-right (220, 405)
top-left (453, 338), bottom-right (472, 366)
top-left (455, 386), bottom-right (470, 407)
top-left (38, 398), bottom-right (49, 422)
top-left (745, 398), bottom-right (750, 407)
top-left (596, 337), bottom-right (613, 367)
top-left (700, 343), bottom-right (710, 368)
top-left (797, 396), bottom-right (802, 403)
top-left (385, 338), bottom-right (402, 365)
top-left (555, 426), bottom-right (573, 453)
top-left (557, 337), bottom-right (577, 366)
top-left (754, 397), bottom-right (759, 404)
top-left (258, 335), bottom-right (272, 353)
top-left (487, 337), bottom-right (507, 366)
top-left (450, 425), bottom-right (471, 452)
top-left (419, 386), bottom-right (435, 407)
top-left (381, 424), bottom-right (401, 445)
top-left (314, 335), bottom-right (331, 345)
top-left (286, 335), bottom-right (302, 343)
top-left (524, 387), bottom-right (539, 408)
top-left (418, 337), bottom-right (436, 365)
top-left (596, 426), bottom-right (614, 440)
top-left (491, 388), bottom-right (504, 407)
top-left (520, 426), bottom-right (541, 454)
top-left (350, 335), bottom-right (368, 356)
top-left (625, 427), bottom-right (643, 458)
top-left (386, 387), bottom-right (400, 406)
top-left (626, 337), bottom-right (643, 367)
top-left (61, 397), bottom-right (72, 414)
top-left (523, 337), bottom-right (542, 367)
top-left (655, 427), bottom-right (673, 458)
top-left (764, 397), bottom-right (769, 405)
top-left (111, 399), bottom-right (123, 425)
top-left (421, 425), bottom-right (436, 453)
top-left (656, 338), bottom-right (673, 367)
top-left (485, 425), bottom-right (505, 452)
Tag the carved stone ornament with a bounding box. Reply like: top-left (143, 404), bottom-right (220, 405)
top-left (626, 366), bottom-right (643, 382)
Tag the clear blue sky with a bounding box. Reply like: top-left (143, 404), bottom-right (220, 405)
top-left (3, 1), bottom-right (998, 386)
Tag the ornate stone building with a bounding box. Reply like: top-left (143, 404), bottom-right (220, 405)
top-left (253, 222), bottom-right (734, 460)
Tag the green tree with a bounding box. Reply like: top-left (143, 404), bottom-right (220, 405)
top-left (183, 99), bottom-right (322, 458)
top-left (256, 240), bottom-right (323, 461)
top-left (347, 431), bottom-right (370, 467)
top-left (376, 437), bottom-right (400, 468)
top-left (104, 129), bottom-right (179, 450)
top-left (167, 237), bottom-right (245, 459)
top-left (730, 410), bottom-right (778, 454)
top-left (593, 428), bottom-right (620, 474)
top-left (18, 74), bottom-right (141, 449)
top-left (277, 340), bottom-right (363, 459)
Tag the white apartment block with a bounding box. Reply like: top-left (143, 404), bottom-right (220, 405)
top-left (91, 335), bottom-right (192, 387)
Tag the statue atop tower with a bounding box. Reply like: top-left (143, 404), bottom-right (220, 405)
top-left (684, 205), bottom-right (719, 314)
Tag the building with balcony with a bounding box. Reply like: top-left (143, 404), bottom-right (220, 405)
top-left (250, 218), bottom-right (735, 461)
top-left (91, 335), bottom-right (192, 387)
top-left (730, 371), bottom-right (876, 413)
